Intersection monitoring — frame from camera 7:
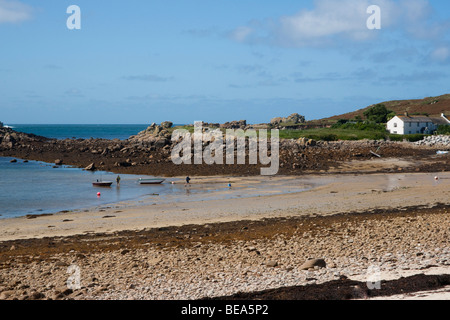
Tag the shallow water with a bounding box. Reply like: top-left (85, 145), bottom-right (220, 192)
top-left (0, 157), bottom-right (320, 220)
top-left (0, 157), bottom-right (194, 219)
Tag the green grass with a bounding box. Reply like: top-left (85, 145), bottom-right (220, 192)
top-left (277, 128), bottom-right (387, 141)
top-left (170, 124), bottom-right (433, 142)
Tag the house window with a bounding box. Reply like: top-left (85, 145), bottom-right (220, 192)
top-left (417, 123), bottom-right (420, 127)
top-left (409, 123), bottom-right (412, 127)
top-left (394, 123), bottom-right (397, 127)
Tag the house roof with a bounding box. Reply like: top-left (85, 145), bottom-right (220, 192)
top-left (396, 116), bottom-right (443, 124)
top-left (429, 117), bottom-right (449, 125)
top-left (397, 116), bottom-right (430, 122)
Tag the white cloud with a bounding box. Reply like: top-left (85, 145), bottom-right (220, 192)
top-left (278, 0), bottom-right (385, 42)
top-left (430, 46), bottom-right (450, 64)
top-left (229, 26), bottom-right (253, 42)
top-left (0, 0), bottom-right (32, 24)
top-left (231, 0), bottom-right (449, 48)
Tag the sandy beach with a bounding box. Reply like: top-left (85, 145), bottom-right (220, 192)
top-left (0, 170), bottom-right (448, 242)
top-left (1, 168), bottom-right (450, 301)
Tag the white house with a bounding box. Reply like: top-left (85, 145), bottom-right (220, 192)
top-left (387, 113), bottom-right (450, 135)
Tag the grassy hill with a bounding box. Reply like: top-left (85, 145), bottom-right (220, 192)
top-left (321, 94), bottom-right (450, 122)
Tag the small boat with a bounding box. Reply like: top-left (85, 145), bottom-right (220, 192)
top-left (93, 181), bottom-right (113, 187)
top-left (138, 178), bottom-right (165, 185)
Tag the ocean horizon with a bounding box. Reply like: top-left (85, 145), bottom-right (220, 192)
top-left (0, 124), bottom-right (181, 219)
top-left (6, 124), bottom-right (152, 140)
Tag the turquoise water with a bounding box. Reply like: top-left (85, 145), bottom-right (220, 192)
top-left (7, 124), bottom-right (150, 140)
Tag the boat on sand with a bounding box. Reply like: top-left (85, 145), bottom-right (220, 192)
top-left (138, 178), bottom-right (165, 185)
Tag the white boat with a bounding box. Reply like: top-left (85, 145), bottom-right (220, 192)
top-left (437, 151), bottom-right (449, 155)
top-left (138, 178), bottom-right (165, 185)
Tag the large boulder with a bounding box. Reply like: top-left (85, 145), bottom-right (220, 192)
top-left (161, 121), bottom-right (173, 129)
top-left (286, 113), bottom-right (305, 124)
top-left (299, 258), bottom-right (327, 270)
top-left (129, 122), bottom-right (174, 143)
top-left (270, 117), bottom-right (284, 125)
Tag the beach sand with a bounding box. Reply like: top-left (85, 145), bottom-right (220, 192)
top-left (1, 170), bottom-right (450, 301)
top-left (0, 171), bottom-right (448, 242)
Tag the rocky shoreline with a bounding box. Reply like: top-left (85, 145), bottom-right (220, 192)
top-left (1, 204), bottom-right (450, 300)
top-left (1, 124), bottom-right (450, 302)
top-left (0, 125), bottom-right (448, 177)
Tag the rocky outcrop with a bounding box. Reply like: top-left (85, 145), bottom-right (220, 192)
top-left (1, 123), bottom-right (446, 177)
top-left (0, 127), bottom-right (50, 149)
top-left (129, 123), bottom-right (172, 143)
top-left (220, 120), bottom-right (247, 130)
top-left (270, 113), bottom-right (306, 126)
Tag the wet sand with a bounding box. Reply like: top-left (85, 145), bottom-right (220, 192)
top-left (1, 171), bottom-right (449, 242)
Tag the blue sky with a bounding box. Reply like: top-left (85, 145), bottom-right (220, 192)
top-left (1, 0), bottom-right (450, 124)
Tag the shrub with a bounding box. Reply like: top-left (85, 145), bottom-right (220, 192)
top-left (436, 125), bottom-right (450, 135)
top-left (363, 104), bottom-right (394, 123)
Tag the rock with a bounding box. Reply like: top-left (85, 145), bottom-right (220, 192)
top-left (270, 117), bottom-right (284, 125)
top-left (55, 287), bottom-right (73, 298)
top-left (220, 120), bottom-right (247, 129)
top-left (55, 261), bottom-right (68, 267)
top-left (55, 159), bottom-right (63, 165)
top-left (161, 121), bottom-right (173, 129)
top-left (30, 291), bottom-right (45, 300)
top-left (265, 260), bottom-right (278, 268)
top-left (121, 249), bottom-right (130, 255)
top-left (286, 113), bottom-right (305, 124)
top-left (0, 291), bottom-right (15, 300)
top-left (299, 258), bottom-right (327, 270)
top-left (9, 159), bottom-right (17, 163)
top-left (271, 113), bottom-right (306, 126)
top-left (84, 163), bottom-right (96, 171)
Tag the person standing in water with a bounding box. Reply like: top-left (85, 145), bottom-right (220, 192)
top-left (116, 175), bottom-right (121, 186)
top-left (185, 176), bottom-right (191, 186)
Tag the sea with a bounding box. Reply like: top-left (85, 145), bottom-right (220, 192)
top-left (0, 124), bottom-right (313, 220)
top-left (0, 124), bottom-right (178, 219)
top-left (6, 124), bottom-right (151, 140)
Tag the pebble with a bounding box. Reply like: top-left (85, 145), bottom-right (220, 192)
top-left (1, 210), bottom-right (450, 300)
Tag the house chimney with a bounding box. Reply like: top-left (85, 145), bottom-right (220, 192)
top-left (404, 111), bottom-right (409, 117)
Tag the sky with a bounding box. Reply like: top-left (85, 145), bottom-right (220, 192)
top-left (1, 0), bottom-right (450, 124)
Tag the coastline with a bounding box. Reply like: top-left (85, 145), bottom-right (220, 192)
top-left (0, 171), bottom-right (448, 242)
top-left (1, 127), bottom-right (450, 300)
top-left (1, 189), bottom-right (449, 300)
